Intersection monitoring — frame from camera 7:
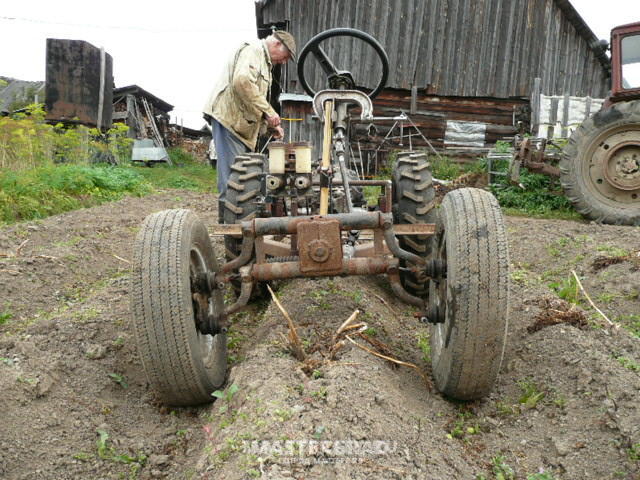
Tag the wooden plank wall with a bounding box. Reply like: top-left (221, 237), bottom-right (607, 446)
top-left (281, 91), bottom-right (528, 164)
top-left (258, 0), bottom-right (610, 99)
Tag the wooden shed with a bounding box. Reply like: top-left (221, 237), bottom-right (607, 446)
top-left (255, 0), bottom-right (611, 161)
top-left (112, 85), bottom-right (173, 146)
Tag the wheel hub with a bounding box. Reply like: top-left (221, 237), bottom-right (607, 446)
top-left (604, 141), bottom-right (640, 191)
top-left (587, 128), bottom-right (640, 204)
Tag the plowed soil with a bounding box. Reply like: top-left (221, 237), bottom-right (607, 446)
top-left (0, 191), bottom-right (638, 480)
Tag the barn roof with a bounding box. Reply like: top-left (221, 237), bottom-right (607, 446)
top-left (0, 77), bottom-right (45, 114)
top-left (113, 85), bottom-right (173, 112)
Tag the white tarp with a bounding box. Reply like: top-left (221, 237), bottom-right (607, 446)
top-left (444, 120), bottom-right (486, 147)
top-left (537, 94), bottom-right (604, 139)
top-left (132, 139), bottom-right (169, 162)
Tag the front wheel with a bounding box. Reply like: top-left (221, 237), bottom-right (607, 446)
top-left (131, 209), bottom-right (227, 406)
top-left (429, 188), bottom-right (509, 401)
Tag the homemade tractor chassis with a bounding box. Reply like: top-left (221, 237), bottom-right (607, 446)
top-left (131, 29), bottom-right (510, 406)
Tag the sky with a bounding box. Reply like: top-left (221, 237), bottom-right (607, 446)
top-left (0, 0), bottom-right (638, 129)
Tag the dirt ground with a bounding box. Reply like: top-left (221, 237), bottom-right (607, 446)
top-left (0, 190), bottom-right (638, 480)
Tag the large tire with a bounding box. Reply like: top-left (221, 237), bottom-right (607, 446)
top-left (560, 100), bottom-right (640, 225)
top-left (392, 152), bottom-right (436, 297)
top-left (131, 209), bottom-right (227, 406)
top-left (429, 188), bottom-right (509, 401)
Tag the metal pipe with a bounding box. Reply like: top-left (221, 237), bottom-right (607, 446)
top-left (387, 269), bottom-right (426, 308)
top-left (224, 266), bottom-right (253, 315)
top-left (382, 222), bottom-right (427, 266)
top-left (251, 257), bottom-right (396, 281)
top-left (252, 211), bottom-right (388, 236)
top-left (221, 228), bottom-right (255, 273)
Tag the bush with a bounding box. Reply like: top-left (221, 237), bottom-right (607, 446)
top-left (489, 160), bottom-right (574, 215)
top-left (0, 104), bottom-right (133, 170)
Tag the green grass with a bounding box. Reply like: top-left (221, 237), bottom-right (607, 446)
top-left (0, 148), bottom-right (216, 225)
top-left (487, 157), bottom-right (578, 219)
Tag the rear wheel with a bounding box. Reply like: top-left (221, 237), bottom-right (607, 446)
top-left (392, 152), bottom-right (436, 297)
top-left (223, 154), bottom-right (266, 295)
top-left (131, 209), bottom-right (226, 406)
top-left (429, 188), bottom-right (509, 401)
top-left (560, 100), bottom-right (640, 225)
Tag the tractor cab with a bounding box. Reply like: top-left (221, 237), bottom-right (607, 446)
top-left (611, 21), bottom-right (640, 102)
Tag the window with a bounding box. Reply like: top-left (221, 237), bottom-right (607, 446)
top-left (621, 34), bottom-right (640, 89)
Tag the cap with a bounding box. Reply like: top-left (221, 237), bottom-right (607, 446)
top-left (273, 30), bottom-right (297, 61)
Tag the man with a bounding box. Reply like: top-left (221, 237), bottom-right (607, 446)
top-left (203, 31), bottom-right (296, 216)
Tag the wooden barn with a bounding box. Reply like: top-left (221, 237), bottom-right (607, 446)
top-left (255, 0), bottom-right (611, 164)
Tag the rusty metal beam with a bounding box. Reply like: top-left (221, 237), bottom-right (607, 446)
top-left (210, 222), bottom-right (435, 236)
top-left (261, 238), bottom-right (293, 258)
top-left (251, 257), bottom-right (396, 281)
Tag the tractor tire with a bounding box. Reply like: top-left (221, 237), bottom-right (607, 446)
top-left (429, 188), bottom-right (509, 401)
top-left (131, 209), bottom-right (227, 406)
top-left (392, 152), bottom-right (436, 297)
top-left (560, 99), bottom-right (640, 225)
top-left (223, 154), bottom-right (266, 295)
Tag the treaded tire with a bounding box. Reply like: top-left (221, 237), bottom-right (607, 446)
top-left (560, 100), bottom-right (640, 225)
top-left (223, 154), bottom-right (267, 296)
top-left (392, 151), bottom-right (436, 297)
top-left (429, 188), bottom-right (509, 401)
top-left (223, 154), bottom-right (264, 261)
top-left (131, 209), bottom-right (226, 406)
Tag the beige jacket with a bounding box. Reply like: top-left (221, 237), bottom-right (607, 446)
top-left (203, 40), bottom-right (277, 150)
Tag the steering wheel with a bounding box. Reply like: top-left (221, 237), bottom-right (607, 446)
top-left (297, 28), bottom-right (389, 99)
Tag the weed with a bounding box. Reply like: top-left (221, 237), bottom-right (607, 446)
top-left (596, 292), bottom-right (619, 304)
top-left (72, 452), bottom-right (93, 462)
top-left (446, 410), bottom-right (479, 440)
top-left (0, 310), bottom-right (12, 325)
top-left (615, 314), bottom-right (640, 338)
top-left (552, 393), bottom-right (567, 409)
top-left (212, 383), bottom-right (239, 414)
top-left (517, 379), bottom-right (545, 409)
top-left (548, 274), bottom-right (580, 305)
top-left (1, 357), bottom-right (14, 366)
top-left (313, 425), bottom-right (326, 440)
top-left (227, 332), bottom-right (245, 350)
top-left (629, 443), bottom-right (640, 461)
top-left (510, 268), bottom-right (531, 285)
top-left (615, 356), bottom-right (640, 372)
top-left (96, 429), bottom-right (146, 469)
top-left (491, 455), bottom-right (515, 480)
top-left (311, 369), bottom-right (324, 379)
top-left (496, 402), bottom-right (518, 416)
top-left (596, 245), bottom-right (629, 257)
top-left (312, 387), bottom-right (328, 399)
top-left (363, 327), bottom-right (378, 336)
top-left (431, 155), bottom-right (463, 180)
top-left (417, 333), bottom-right (431, 363)
top-left (17, 376), bottom-right (37, 385)
top-left (108, 373), bottom-right (128, 389)
top-left (273, 408), bottom-right (292, 422)
top-left (310, 289), bottom-right (331, 310)
top-left (490, 162), bottom-right (576, 218)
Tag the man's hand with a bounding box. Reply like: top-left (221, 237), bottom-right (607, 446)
top-left (272, 126), bottom-right (284, 139)
top-left (265, 113), bottom-right (281, 127)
